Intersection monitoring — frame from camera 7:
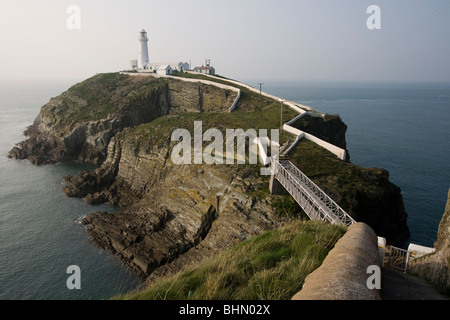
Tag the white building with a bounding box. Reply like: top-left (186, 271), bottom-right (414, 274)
top-left (129, 60), bottom-right (138, 70)
top-left (145, 63), bottom-right (164, 73)
top-left (156, 65), bottom-right (173, 76)
top-left (193, 66), bottom-right (215, 75)
top-left (176, 62), bottom-right (190, 72)
top-left (129, 29), bottom-right (190, 76)
top-left (193, 60), bottom-right (215, 75)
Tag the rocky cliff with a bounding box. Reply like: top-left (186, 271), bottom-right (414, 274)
top-left (409, 189), bottom-right (450, 295)
top-left (68, 129), bottom-right (281, 278)
top-left (8, 73), bottom-right (236, 165)
top-left (291, 113), bottom-right (348, 151)
top-left (8, 72), bottom-right (411, 280)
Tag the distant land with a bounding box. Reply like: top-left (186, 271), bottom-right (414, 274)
top-left (8, 72), bottom-right (413, 284)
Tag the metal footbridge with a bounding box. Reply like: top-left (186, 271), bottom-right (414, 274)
top-left (274, 160), bottom-right (356, 227)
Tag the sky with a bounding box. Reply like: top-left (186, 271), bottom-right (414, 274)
top-left (0, 0), bottom-right (450, 84)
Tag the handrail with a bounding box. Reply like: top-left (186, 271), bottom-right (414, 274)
top-left (276, 160), bottom-right (356, 226)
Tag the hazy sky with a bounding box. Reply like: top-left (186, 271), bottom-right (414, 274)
top-left (1, 0), bottom-right (449, 84)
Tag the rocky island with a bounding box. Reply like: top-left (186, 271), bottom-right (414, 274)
top-left (8, 72), bottom-right (410, 281)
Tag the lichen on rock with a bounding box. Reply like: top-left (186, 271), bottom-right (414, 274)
top-left (8, 72), bottom-right (411, 281)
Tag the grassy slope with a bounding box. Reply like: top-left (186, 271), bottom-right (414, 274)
top-left (116, 71), bottom-right (300, 160)
top-left (41, 73), bottom-right (169, 126)
top-left (115, 220), bottom-right (346, 300)
top-left (109, 73), bottom-right (355, 301)
top-left (287, 139), bottom-right (389, 215)
top-left (81, 72), bottom-right (369, 300)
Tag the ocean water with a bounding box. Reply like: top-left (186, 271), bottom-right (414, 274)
top-left (265, 82), bottom-right (450, 248)
top-left (0, 79), bottom-right (449, 300)
top-left (0, 81), bottom-right (141, 300)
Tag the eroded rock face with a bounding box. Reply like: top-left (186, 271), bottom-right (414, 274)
top-left (8, 73), bottom-right (237, 165)
top-left (9, 72), bottom-right (412, 282)
top-left (291, 114), bottom-right (348, 153)
top-left (65, 133), bottom-right (281, 278)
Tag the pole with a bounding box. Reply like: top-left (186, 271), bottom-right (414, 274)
top-left (280, 99), bottom-right (283, 140)
top-left (258, 82), bottom-right (264, 95)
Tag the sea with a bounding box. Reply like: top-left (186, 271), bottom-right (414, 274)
top-left (0, 79), bottom-right (449, 300)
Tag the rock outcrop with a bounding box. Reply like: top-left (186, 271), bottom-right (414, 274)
top-left (287, 139), bottom-right (410, 244)
top-left (66, 127), bottom-right (281, 278)
top-left (408, 189), bottom-right (450, 295)
top-left (8, 73), bottom-right (237, 165)
top-left (291, 113), bottom-right (348, 151)
top-left (8, 72), bottom-right (412, 281)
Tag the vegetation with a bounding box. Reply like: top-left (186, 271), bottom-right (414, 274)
top-left (271, 195), bottom-right (307, 220)
top-left (172, 71), bottom-right (285, 111)
top-left (42, 73), bottom-right (169, 125)
top-left (116, 105), bottom-right (298, 155)
top-left (114, 220), bottom-right (346, 300)
top-left (287, 139), bottom-right (389, 214)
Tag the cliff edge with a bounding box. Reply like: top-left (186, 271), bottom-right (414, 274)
top-left (8, 73), bottom-right (236, 165)
top-left (8, 72), bottom-right (410, 280)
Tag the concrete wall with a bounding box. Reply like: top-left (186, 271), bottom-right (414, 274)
top-left (229, 89), bottom-right (241, 112)
top-left (303, 132), bottom-right (347, 161)
top-left (121, 72), bottom-right (240, 113)
top-left (122, 71), bottom-right (347, 160)
top-left (292, 223), bottom-right (381, 300)
top-left (283, 114), bottom-right (347, 160)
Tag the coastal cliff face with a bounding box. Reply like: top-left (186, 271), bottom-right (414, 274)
top-left (409, 189), bottom-right (450, 294)
top-left (287, 139), bottom-right (410, 244)
top-left (64, 119), bottom-right (281, 278)
top-left (291, 114), bottom-right (348, 150)
top-left (8, 72), bottom-right (411, 280)
top-left (8, 73), bottom-right (236, 165)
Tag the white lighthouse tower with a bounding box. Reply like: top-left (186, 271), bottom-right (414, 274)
top-left (138, 29), bottom-right (149, 69)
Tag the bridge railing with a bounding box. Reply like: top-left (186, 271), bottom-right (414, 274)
top-left (275, 160), bottom-right (356, 227)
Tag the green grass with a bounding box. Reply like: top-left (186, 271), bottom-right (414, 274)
top-left (43, 71), bottom-right (299, 138)
top-left (114, 220), bottom-right (346, 300)
top-left (172, 71), bottom-right (286, 111)
top-left (287, 139), bottom-right (389, 215)
top-left (42, 73), bottom-right (170, 126)
top-left (271, 195), bottom-right (307, 220)
top-left (116, 105), bottom-right (298, 155)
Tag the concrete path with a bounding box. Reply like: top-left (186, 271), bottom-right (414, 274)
top-left (381, 267), bottom-right (448, 300)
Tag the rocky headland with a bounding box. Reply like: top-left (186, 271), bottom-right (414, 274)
top-left (8, 72), bottom-right (410, 280)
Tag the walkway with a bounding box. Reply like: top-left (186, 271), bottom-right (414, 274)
top-left (273, 159), bottom-right (356, 227)
top-left (381, 268), bottom-right (448, 300)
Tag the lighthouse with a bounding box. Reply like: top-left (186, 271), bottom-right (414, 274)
top-left (138, 29), bottom-right (149, 69)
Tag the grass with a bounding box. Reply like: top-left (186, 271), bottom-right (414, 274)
top-left (286, 139), bottom-right (389, 215)
top-left (43, 71), bottom-right (299, 138)
top-left (42, 73), bottom-right (170, 126)
top-left (116, 105), bottom-right (298, 157)
top-left (114, 220), bottom-right (346, 300)
top-left (271, 195), bottom-right (307, 220)
top-left (171, 71), bottom-right (285, 111)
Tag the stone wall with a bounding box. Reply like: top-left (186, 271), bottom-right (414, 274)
top-left (168, 80), bottom-right (237, 113)
top-left (292, 223), bottom-right (381, 300)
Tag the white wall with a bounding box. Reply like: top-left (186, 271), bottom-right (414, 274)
top-left (122, 71), bottom-right (348, 161)
top-left (184, 72), bottom-right (348, 160)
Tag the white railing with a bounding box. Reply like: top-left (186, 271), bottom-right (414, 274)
top-left (387, 246), bottom-right (412, 274)
top-left (275, 160), bottom-right (356, 227)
